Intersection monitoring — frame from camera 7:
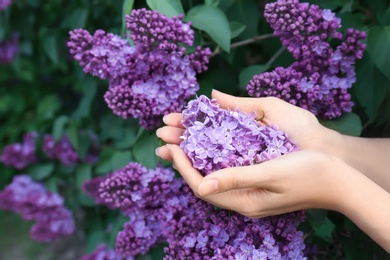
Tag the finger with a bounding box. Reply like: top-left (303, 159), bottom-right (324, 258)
top-left (166, 144), bottom-right (203, 192)
top-left (211, 89), bottom-right (266, 116)
top-left (163, 113), bottom-right (184, 128)
top-left (155, 145), bottom-right (172, 161)
top-left (156, 126), bottom-right (184, 144)
top-left (198, 162), bottom-right (275, 196)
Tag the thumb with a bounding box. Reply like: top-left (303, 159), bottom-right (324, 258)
top-left (198, 163), bottom-right (273, 196)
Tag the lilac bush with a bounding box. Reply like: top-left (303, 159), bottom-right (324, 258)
top-left (67, 8), bottom-right (211, 130)
top-left (0, 175), bottom-right (75, 242)
top-left (247, 0), bottom-right (366, 119)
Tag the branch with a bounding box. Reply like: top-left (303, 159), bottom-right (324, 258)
top-left (211, 33), bottom-right (275, 57)
top-left (266, 46), bottom-right (285, 67)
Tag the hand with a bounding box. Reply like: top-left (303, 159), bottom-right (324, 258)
top-left (156, 89), bottom-right (341, 161)
top-left (163, 144), bottom-right (353, 218)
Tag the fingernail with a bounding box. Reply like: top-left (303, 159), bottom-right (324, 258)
top-left (198, 179), bottom-right (218, 196)
top-left (162, 115), bottom-right (168, 124)
top-left (156, 128), bottom-right (161, 138)
top-left (172, 163), bottom-right (177, 170)
top-left (155, 147), bottom-right (160, 157)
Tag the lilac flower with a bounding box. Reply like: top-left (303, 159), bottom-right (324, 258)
top-left (68, 9), bottom-right (211, 129)
top-left (0, 175), bottom-right (75, 242)
top-left (98, 163), bottom-right (177, 211)
top-left (126, 9), bottom-right (194, 53)
top-left (115, 211), bottom-right (164, 257)
top-left (0, 132), bottom-right (37, 169)
top-left (43, 135), bottom-right (78, 166)
top-left (0, 33), bottom-right (19, 64)
top-left (248, 0), bottom-right (366, 120)
top-left (82, 175), bottom-right (115, 209)
top-left (0, 0), bottom-right (13, 11)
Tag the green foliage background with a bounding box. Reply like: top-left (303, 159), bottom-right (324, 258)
top-left (0, 0), bottom-right (389, 259)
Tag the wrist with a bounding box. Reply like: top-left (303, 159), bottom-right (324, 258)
top-left (312, 126), bottom-right (347, 161)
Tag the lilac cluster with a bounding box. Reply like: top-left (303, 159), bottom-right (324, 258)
top-left (164, 95), bottom-right (306, 259)
top-left (81, 244), bottom-right (134, 260)
top-left (82, 175), bottom-right (115, 209)
top-left (43, 135), bottom-right (79, 166)
top-left (0, 33), bottom-right (19, 64)
top-left (0, 0), bottom-right (13, 11)
top-left (68, 9), bottom-right (211, 129)
top-left (247, 0), bottom-right (366, 119)
top-left (1, 131), bottom-right (100, 170)
top-left (181, 96), bottom-right (298, 175)
top-left (83, 162), bottom-right (194, 258)
top-left (0, 175), bottom-right (75, 242)
top-left (98, 162), bottom-right (180, 211)
top-left (0, 132), bottom-right (37, 169)
top-left (43, 133), bottom-right (100, 166)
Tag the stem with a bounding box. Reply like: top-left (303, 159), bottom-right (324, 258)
top-left (266, 46), bottom-right (285, 67)
top-left (211, 33), bottom-right (275, 57)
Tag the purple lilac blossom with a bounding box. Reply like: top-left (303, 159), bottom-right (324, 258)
top-left (0, 33), bottom-right (19, 64)
top-left (0, 132), bottom-right (37, 169)
top-left (0, 175), bottom-right (75, 242)
top-left (247, 0), bottom-right (366, 119)
top-left (43, 133), bottom-right (100, 166)
top-left (43, 135), bottom-right (79, 166)
top-left (0, 0), bottom-right (13, 11)
top-left (98, 162), bottom-right (179, 212)
top-left (163, 95), bottom-right (306, 259)
top-left (82, 175), bottom-right (115, 209)
top-left (80, 244), bottom-right (134, 260)
top-left (68, 9), bottom-right (211, 130)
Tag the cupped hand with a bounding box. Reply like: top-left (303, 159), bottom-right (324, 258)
top-left (163, 144), bottom-right (353, 218)
top-left (156, 89), bottom-right (340, 161)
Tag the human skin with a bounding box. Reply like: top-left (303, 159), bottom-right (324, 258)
top-left (155, 89), bottom-right (390, 252)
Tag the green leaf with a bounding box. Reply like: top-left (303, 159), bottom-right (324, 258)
top-left (367, 26), bottom-right (390, 81)
top-left (86, 229), bottom-right (105, 253)
top-left (133, 132), bottom-right (159, 169)
top-left (122, 0), bottom-right (135, 35)
top-left (66, 8), bottom-right (89, 29)
top-left (114, 126), bottom-right (138, 149)
top-left (111, 150), bottom-right (132, 169)
top-left (43, 34), bottom-right (58, 64)
top-left (53, 115), bottom-right (69, 142)
top-left (186, 5), bottom-right (231, 52)
top-left (26, 163), bottom-right (55, 181)
top-left (319, 113), bottom-right (362, 136)
top-left (68, 122), bottom-right (79, 150)
top-left (96, 149), bottom-right (132, 174)
top-left (313, 217), bottom-right (336, 242)
top-left (146, 0), bottom-right (185, 17)
top-left (77, 131), bottom-right (92, 160)
top-left (76, 164), bottom-right (92, 187)
top-left (353, 54), bottom-right (390, 120)
top-left (205, 0), bottom-right (220, 7)
top-left (226, 0), bottom-right (258, 39)
top-left (230, 21), bottom-right (246, 39)
top-left (74, 77), bottom-right (97, 119)
top-left (37, 95), bottom-right (60, 120)
top-left (306, 209), bottom-right (328, 230)
top-left (44, 176), bottom-right (58, 193)
top-left (239, 65), bottom-right (269, 91)
top-left (108, 214), bottom-right (128, 248)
